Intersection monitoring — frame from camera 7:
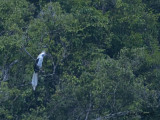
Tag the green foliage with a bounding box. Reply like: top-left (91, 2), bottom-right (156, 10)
top-left (107, 0), bottom-right (159, 56)
top-left (0, 0), bottom-right (160, 119)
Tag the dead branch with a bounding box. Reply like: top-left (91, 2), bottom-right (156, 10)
top-left (95, 111), bottom-right (149, 120)
top-left (21, 46), bottom-right (35, 61)
top-left (85, 102), bottom-right (92, 120)
top-left (2, 59), bottom-right (18, 81)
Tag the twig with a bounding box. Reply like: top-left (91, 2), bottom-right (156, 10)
top-left (9, 60), bottom-right (18, 69)
top-left (95, 111), bottom-right (149, 120)
top-left (2, 59), bottom-right (19, 81)
top-left (22, 47), bottom-right (35, 61)
top-left (52, 62), bottom-right (57, 75)
top-left (85, 102), bottom-right (92, 120)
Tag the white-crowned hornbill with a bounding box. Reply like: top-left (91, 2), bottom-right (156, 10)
top-left (32, 51), bottom-right (46, 90)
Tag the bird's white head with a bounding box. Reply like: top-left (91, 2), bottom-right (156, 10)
top-left (40, 51), bottom-right (46, 57)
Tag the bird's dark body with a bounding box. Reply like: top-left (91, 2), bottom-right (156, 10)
top-left (34, 58), bottom-right (39, 73)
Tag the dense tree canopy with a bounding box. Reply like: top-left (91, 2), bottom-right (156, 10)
top-left (0, 0), bottom-right (160, 119)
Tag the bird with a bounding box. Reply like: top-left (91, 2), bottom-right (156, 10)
top-left (31, 51), bottom-right (46, 90)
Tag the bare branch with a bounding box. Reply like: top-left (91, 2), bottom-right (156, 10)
top-left (52, 62), bottom-right (57, 75)
top-left (85, 102), bottom-right (92, 120)
top-left (2, 59), bottom-right (18, 81)
top-left (95, 111), bottom-right (149, 120)
top-left (22, 47), bottom-right (35, 61)
top-left (9, 60), bottom-right (18, 69)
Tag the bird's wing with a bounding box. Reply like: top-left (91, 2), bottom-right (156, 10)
top-left (34, 58), bottom-right (40, 72)
top-left (36, 58), bottom-right (39, 64)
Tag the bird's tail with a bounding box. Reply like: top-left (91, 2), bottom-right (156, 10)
top-left (31, 72), bottom-right (38, 90)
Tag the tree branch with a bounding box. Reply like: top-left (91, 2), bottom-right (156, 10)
top-left (95, 111), bottom-right (149, 120)
top-left (85, 102), bottom-right (92, 120)
top-left (2, 59), bottom-right (18, 81)
top-left (22, 47), bottom-right (35, 61)
top-left (9, 60), bottom-right (18, 69)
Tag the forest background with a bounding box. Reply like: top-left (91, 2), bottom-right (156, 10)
top-left (0, 0), bottom-right (160, 120)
